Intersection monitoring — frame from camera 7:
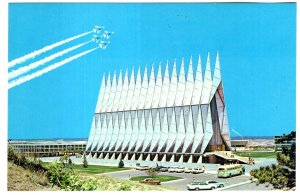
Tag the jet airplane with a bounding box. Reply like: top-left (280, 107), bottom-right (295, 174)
top-left (99, 41), bottom-right (110, 49)
top-left (93, 25), bottom-right (105, 34)
top-left (92, 35), bottom-right (100, 43)
top-left (101, 31), bottom-right (114, 39)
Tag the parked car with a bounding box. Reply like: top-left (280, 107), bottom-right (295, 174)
top-left (158, 166), bottom-right (169, 172)
top-left (175, 167), bottom-right (185, 173)
top-left (191, 166), bottom-right (205, 174)
top-left (184, 167), bottom-right (193, 173)
top-left (187, 181), bottom-right (217, 190)
top-left (206, 180), bottom-right (225, 188)
top-left (139, 178), bottom-right (161, 185)
top-left (136, 166), bottom-right (150, 171)
top-left (168, 167), bottom-right (178, 172)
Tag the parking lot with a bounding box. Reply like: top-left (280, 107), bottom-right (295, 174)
top-left (99, 169), bottom-right (251, 191)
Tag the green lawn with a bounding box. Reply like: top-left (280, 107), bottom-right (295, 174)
top-left (130, 175), bottom-right (182, 182)
top-left (234, 151), bottom-right (276, 158)
top-left (69, 164), bottom-right (132, 175)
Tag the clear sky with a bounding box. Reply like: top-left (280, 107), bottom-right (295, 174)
top-left (8, 3), bottom-right (296, 139)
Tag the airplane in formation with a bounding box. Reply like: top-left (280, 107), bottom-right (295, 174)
top-left (99, 40), bottom-right (110, 49)
top-left (92, 35), bottom-right (101, 43)
top-left (101, 31), bottom-right (114, 39)
top-left (93, 25), bottom-right (105, 34)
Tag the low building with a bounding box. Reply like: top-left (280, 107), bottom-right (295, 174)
top-left (8, 139), bottom-right (87, 157)
top-left (275, 133), bottom-right (296, 151)
top-left (231, 140), bottom-right (249, 151)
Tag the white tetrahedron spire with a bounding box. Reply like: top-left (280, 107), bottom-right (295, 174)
top-left (118, 69), bottom-right (129, 111)
top-left (138, 65), bottom-right (149, 109)
top-left (182, 107), bottom-right (195, 153)
top-left (115, 112), bottom-right (126, 151)
top-left (125, 68), bottom-right (135, 111)
top-left (150, 110), bottom-right (161, 152)
top-left (165, 108), bottom-right (177, 152)
top-left (122, 112), bottom-right (133, 151)
top-left (112, 71), bottom-right (123, 112)
top-left (192, 105), bottom-right (204, 153)
top-left (174, 108), bottom-right (185, 152)
top-left (166, 59), bottom-right (178, 107)
top-left (128, 111), bottom-right (139, 151)
top-left (135, 111), bottom-right (146, 152)
top-left (145, 64), bottom-right (155, 109)
top-left (106, 71), bottom-right (117, 112)
top-left (157, 110), bottom-right (168, 152)
top-left (159, 61), bottom-right (170, 108)
top-left (192, 55), bottom-right (203, 105)
top-left (200, 104), bottom-right (213, 154)
top-left (183, 56), bottom-right (194, 105)
top-left (175, 58), bottom-right (186, 106)
top-left (86, 115), bottom-right (97, 151)
top-left (131, 67), bottom-right (142, 110)
top-left (201, 53), bottom-right (212, 104)
top-left (100, 73), bottom-right (111, 112)
top-left (152, 63), bottom-right (163, 108)
top-left (210, 52), bottom-right (221, 101)
top-left (95, 73), bottom-right (106, 113)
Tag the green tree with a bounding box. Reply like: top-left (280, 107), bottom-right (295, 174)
top-left (145, 167), bottom-right (159, 178)
top-left (59, 153), bottom-right (70, 166)
top-left (68, 158), bottom-right (73, 165)
top-left (118, 160), bottom-right (124, 168)
top-left (250, 131), bottom-right (295, 190)
top-left (83, 153), bottom-right (88, 168)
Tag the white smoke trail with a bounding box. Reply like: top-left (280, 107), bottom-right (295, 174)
top-left (8, 41), bottom-right (91, 80)
top-left (9, 47), bottom-right (98, 89)
top-left (232, 129), bottom-right (244, 140)
top-left (8, 31), bottom-right (92, 68)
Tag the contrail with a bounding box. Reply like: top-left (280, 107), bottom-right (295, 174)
top-left (8, 41), bottom-right (91, 80)
top-left (232, 129), bottom-right (244, 140)
top-left (8, 31), bottom-right (92, 68)
top-left (9, 47), bottom-right (98, 89)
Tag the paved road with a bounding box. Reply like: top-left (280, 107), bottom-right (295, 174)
top-left (99, 169), bottom-right (250, 191)
top-left (221, 181), bottom-right (274, 191)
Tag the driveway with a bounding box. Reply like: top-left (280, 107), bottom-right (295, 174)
top-left (99, 169), bottom-right (251, 191)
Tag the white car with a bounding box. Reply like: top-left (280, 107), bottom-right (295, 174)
top-left (168, 167), bottom-right (177, 172)
top-left (206, 180), bottom-right (225, 188)
top-left (187, 181), bottom-right (217, 190)
top-left (184, 168), bottom-right (192, 173)
top-left (175, 167), bottom-right (185, 173)
top-left (191, 166), bottom-right (205, 174)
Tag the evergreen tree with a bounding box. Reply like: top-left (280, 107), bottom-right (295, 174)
top-left (250, 131), bottom-right (295, 190)
top-left (83, 153), bottom-right (88, 168)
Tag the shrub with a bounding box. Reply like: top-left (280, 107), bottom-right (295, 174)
top-left (145, 167), bottom-right (159, 178)
top-left (83, 154), bottom-right (88, 168)
top-left (118, 160), bottom-right (124, 168)
top-left (119, 182), bottom-right (132, 191)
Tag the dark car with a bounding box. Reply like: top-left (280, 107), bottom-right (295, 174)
top-left (139, 178), bottom-right (161, 185)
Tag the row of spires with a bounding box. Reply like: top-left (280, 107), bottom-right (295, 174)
top-left (101, 52), bottom-right (221, 85)
top-left (96, 52), bottom-right (223, 113)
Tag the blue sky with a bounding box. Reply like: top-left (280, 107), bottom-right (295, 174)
top-left (8, 3), bottom-right (296, 139)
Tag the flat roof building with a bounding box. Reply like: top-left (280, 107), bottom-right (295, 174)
top-left (9, 139), bottom-right (86, 156)
top-left (86, 53), bottom-right (231, 163)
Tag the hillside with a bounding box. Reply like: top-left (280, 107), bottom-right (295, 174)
top-left (7, 162), bottom-right (59, 191)
top-left (8, 161), bottom-right (172, 191)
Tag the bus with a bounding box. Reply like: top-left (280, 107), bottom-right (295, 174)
top-left (217, 164), bottom-right (245, 178)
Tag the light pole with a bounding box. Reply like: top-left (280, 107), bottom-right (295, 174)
top-left (231, 128), bottom-right (252, 165)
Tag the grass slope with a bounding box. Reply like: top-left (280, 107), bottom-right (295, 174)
top-left (70, 164), bottom-right (132, 175)
top-left (234, 151), bottom-right (276, 158)
top-left (77, 173), bottom-right (175, 191)
top-left (130, 175), bottom-right (183, 182)
top-left (7, 162), bottom-right (59, 191)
